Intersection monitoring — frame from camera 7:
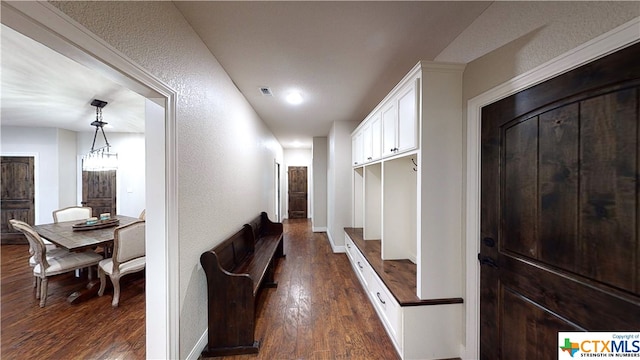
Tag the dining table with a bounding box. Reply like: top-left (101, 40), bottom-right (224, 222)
top-left (33, 214), bottom-right (141, 304)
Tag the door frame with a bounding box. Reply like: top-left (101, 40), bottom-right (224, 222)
top-left (1, 2), bottom-right (179, 359)
top-left (463, 18), bottom-right (640, 360)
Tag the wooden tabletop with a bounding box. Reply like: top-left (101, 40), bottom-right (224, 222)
top-left (34, 215), bottom-right (140, 252)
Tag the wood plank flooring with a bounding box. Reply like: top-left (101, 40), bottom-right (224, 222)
top-left (1, 219), bottom-right (399, 359)
top-left (1, 244), bottom-right (146, 359)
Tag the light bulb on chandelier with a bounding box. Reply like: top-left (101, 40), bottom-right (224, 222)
top-left (82, 99), bottom-right (118, 171)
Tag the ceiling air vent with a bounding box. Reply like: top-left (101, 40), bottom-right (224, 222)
top-left (259, 87), bottom-right (273, 96)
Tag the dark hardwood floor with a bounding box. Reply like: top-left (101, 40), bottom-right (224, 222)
top-left (1, 219), bottom-right (398, 359)
top-left (1, 244), bottom-right (146, 359)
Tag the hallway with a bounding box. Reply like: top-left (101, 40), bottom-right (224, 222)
top-left (212, 218), bottom-right (399, 359)
top-left (1, 219), bottom-right (398, 359)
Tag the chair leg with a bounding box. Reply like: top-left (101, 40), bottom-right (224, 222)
top-left (98, 267), bottom-right (107, 296)
top-left (111, 275), bottom-right (120, 307)
top-left (35, 277), bottom-right (41, 299)
top-left (39, 278), bottom-right (48, 307)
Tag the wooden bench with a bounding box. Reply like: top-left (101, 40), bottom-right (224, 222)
top-left (200, 212), bottom-right (284, 357)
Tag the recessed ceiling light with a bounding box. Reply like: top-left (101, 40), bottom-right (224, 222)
top-left (285, 91), bottom-right (303, 105)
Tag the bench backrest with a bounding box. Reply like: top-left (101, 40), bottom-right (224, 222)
top-left (246, 212), bottom-right (282, 242)
top-left (211, 225), bottom-right (254, 272)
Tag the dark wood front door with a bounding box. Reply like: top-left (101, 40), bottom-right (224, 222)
top-left (82, 170), bottom-right (116, 217)
top-left (288, 166), bottom-right (307, 219)
top-left (480, 43), bottom-right (640, 359)
top-left (1, 156), bottom-right (35, 244)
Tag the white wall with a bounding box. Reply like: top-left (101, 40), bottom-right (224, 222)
top-left (57, 129), bottom-right (77, 208)
top-left (49, 2), bottom-right (284, 357)
top-left (1, 126), bottom-right (146, 222)
top-left (1, 126), bottom-right (60, 224)
top-left (284, 148), bottom-right (312, 218)
top-left (76, 131), bottom-right (146, 218)
top-left (312, 137), bottom-right (328, 231)
top-left (327, 121), bottom-right (356, 250)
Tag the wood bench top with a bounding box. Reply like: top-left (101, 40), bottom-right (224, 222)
top-left (234, 236), bottom-right (281, 295)
top-left (345, 227), bottom-right (463, 306)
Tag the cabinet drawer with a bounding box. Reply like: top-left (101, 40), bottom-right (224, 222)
top-left (352, 250), bottom-right (369, 288)
top-left (345, 235), bottom-right (369, 287)
top-left (344, 234), bottom-right (356, 262)
top-left (368, 271), bottom-right (401, 344)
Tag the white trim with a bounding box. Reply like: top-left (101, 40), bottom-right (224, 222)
top-left (1, 2), bottom-right (180, 359)
top-left (463, 17), bottom-right (640, 360)
top-left (312, 226), bottom-right (328, 233)
top-left (187, 329), bottom-right (209, 360)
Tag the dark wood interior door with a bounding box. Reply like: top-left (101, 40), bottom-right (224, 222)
top-left (480, 43), bottom-right (640, 359)
top-left (1, 156), bottom-right (35, 244)
top-left (288, 166), bottom-right (307, 219)
top-left (82, 170), bottom-right (116, 217)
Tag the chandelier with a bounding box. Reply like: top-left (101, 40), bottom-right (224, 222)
top-left (82, 99), bottom-right (118, 171)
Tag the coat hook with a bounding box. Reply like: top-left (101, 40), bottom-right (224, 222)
top-left (412, 157), bottom-right (418, 172)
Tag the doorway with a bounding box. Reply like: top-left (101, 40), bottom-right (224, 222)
top-left (288, 166), bottom-right (308, 219)
top-left (479, 43), bottom-right (640, 359)
top-left (275, 161), bottom-right (281, 221)
top-left (1, 2), bottom-right (178, 358)
top-left (81, 170), bottom-right (117, 216)
top-left (1, 156), bottom-right (34, 244)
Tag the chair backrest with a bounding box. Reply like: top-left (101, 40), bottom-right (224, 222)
top-left (9, 219), bottom-right (49, 269)
top-left (113, 220), bottom-right (145, 266)
top-left (53, 206), bottom-right (93, 223)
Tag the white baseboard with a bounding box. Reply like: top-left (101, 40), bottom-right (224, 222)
top-left (186, 329), bottom-right (208, 360)
top-left (312, 226), bottom-right (327, 232)
top-left (325, 230), bottom-right (346, 253)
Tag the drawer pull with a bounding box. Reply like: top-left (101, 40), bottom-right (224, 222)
top-left (347, 244), bottom-right (351, 249)
top-left (376, 292), bottom-right (386, 304)
top-left (357, 261), bottom-right (363, 269)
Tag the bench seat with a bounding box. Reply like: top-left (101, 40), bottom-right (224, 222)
top-left (200, 212), bottom-right (284, 357)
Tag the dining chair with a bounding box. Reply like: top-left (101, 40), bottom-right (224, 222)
top-left (9, 219), bottom-right (103, 307)
top-left (98, 220), bottom-right (145, 307)
top-left (52, 206), bottom-right (93, 223)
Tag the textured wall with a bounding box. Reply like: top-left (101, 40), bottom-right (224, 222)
top-left (49, 1), bottom-right (284, 357)
top-left (436, 2), bottom-right (640, 100)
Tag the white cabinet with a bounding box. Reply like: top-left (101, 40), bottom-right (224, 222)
top-left (362, 112), bottom-right (382, 163)
top-left (352, 129), bottom-right (363, 166)
top-left (396, 80), bottom-right (418, 153)
top-left (381, 102), bottom-right (397, 157)
top-left (344, 231), bottom-right (462, 360)
top-left (362, 122), bottom-right (372, 163)
top-left (380, 80), bottom-right (418, 158)
top-left (370, 113), bottom-right (382, 161)
top-left (349, 61), bottom-right (465, 359)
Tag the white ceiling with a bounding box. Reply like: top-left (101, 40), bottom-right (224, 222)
top-left (174, 1), bottom-right (492, 148)
top-left (0, 25), bottom-right (146, 134)
top-left (0, 1), bottom-right (495, 146)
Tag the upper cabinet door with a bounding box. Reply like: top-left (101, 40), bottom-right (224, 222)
top-left (371, 113), bottom-right (382, 161)
top-left (352, 129), bottom-right (364, 166)
top-left (362, 122), bottom-right (373, 163)
top-left (381, 102), bottom-right (397, 157)
top-left (396, 79), bottom-right (418, 153)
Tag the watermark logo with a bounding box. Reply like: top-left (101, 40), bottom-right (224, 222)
top-left (559, 332), bottom-right (640, 358)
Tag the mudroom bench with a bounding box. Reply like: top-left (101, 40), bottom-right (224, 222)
top-left (200, 212), bottom-right (284, 357)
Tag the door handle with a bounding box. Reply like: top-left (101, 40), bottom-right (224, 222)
top-left (477, 254), bottom-right (499, 268)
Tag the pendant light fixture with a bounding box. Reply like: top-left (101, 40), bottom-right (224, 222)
top-left (82, 99), bottom-right (118, 171)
